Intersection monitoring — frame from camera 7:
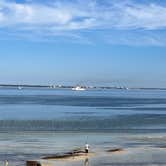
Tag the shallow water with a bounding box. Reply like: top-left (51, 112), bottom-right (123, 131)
top-left (1, 132), bottom-right (166, 166)
top-left (0, 88), bottom-right (166, 165)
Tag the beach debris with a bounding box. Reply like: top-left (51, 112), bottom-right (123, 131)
top-left (26, 160), bottom-right (41, 166)
top-left (106, 148), bottom-right (123, 153)
top-left (156, 145), bottom-right (166, 149)
top-left (42, 148), bottom-right (89, 160)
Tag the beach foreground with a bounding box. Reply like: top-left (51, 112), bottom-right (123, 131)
top-left (1, 132), bottom-right (166, 166)
top-left (37, 145), bottom-right (166, 166)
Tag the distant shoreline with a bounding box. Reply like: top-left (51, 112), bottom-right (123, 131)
top-left (0, 84), bottom-right (166, 90)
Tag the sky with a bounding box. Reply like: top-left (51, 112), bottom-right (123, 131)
top-left (0, 0), bottom-right (166, 87)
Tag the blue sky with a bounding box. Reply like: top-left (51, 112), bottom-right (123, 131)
top-left (0, 0), bottom-right (166, 87)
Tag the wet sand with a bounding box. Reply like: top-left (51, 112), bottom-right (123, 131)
top-left (37, 146), bottom-right (166, 166)
top-left (2, 132), bottom-right (166, 166)
top-left (38, 147), bottom-right (124, 166)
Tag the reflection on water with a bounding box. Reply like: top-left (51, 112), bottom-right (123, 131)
top-left (84, 158), bottom-right (89, 166)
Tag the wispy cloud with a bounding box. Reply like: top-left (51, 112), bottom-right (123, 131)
top-left (0, 0), bottom-right (166, 45)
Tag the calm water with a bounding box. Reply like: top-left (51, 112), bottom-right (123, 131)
top-left (0, 88), bottom-right (166, 165)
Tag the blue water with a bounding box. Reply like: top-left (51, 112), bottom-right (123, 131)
top-left (0, 88), bottom-right (166, 131)
top-left (0, 88), bottom-right (166, 165)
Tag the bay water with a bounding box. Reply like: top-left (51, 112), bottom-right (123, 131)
top-left (0, 88), bottom-right (166, 165)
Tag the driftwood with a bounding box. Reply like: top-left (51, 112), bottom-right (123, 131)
top-left (42, 147), bottom-right (123, 160)
top-left (26, 160), bottom-right (41, 166)
top-left (106, 148), bottom-right (123, 153)
top-left (42, 149), bottom-right (86, 160)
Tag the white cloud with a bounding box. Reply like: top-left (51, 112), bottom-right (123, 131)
top-left (0, 12), bottom-right (4, 22)
top-left (0, 2), bottom-right (73, 26)
top-left (0, 0), bottom-right (166, 45)
top-left (114, 3), bottom-right (166, 30)
top-left (104, 30), bottom-right (166, 47)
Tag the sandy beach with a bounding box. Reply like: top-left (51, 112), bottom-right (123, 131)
top-left (37, 145), bottom-right (166, 166)
top-left (38, 147), bottom-right (123, 166)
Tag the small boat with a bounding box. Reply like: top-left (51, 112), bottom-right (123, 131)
top-left (72, 86), bottom-right (86, 91)
top-left (18, 86), bottom-right (23, 90)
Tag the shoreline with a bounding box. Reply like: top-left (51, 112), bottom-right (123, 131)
top-left (34, 147), bottom-right (124, 166)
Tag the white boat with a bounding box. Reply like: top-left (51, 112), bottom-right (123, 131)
top-left (72, 86), bottom-right (86, 91)
top-left (18, 86), bottom-right (23, 90)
